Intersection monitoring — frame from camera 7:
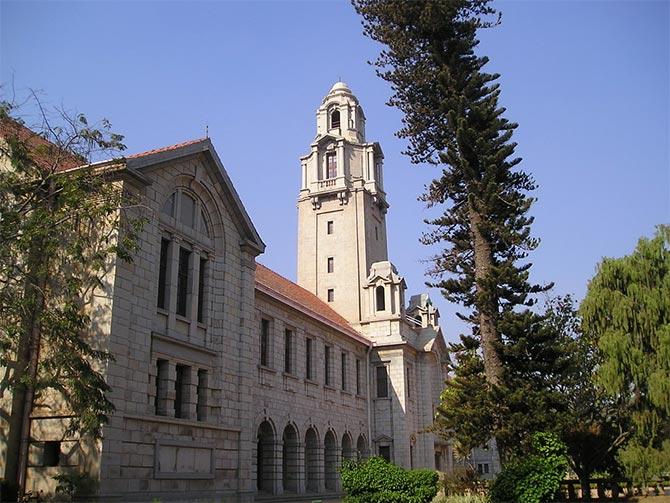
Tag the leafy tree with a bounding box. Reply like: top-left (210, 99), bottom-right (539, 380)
top-left (352, 0), bottom-right (550, 391)
top-left (581, 225), bottom-right (670, 491)
top-left (490, 432), bottom-right (568, 503)
top-left (0, 97), bottom-right (142, 498)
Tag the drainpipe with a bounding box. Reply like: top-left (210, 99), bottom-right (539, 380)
top-left (366, 342), bottom-right (373, 456)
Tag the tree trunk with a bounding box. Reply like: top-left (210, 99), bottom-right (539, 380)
top-left (4, 252), bottom-right (47, 499)
top-left (468, 204), bottom-right (504, 386)
top-left (4, 184), bottom-right (51, 499)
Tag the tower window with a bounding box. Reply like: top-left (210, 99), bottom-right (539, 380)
top-left (327, 288), bottom-right (334, 302)
top-left (326, 152), bottom-right (337, 179)
top-left (327, 257), bottom-right (334, 273)
top-left (284, 328), bottom-right (294, 374)
top-left (330, 109), bottom-right (340, 129)
top-left (376, 365), bottom-right (388, 398)
top-left (327, 220), bottom-right (334, 235)
top-left (375, 226), bottom-right (379, 240)
top-left (376, 285), bottom-right (386, 311)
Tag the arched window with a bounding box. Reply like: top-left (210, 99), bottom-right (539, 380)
top-left (376, 285), bottom-right (385, 311)
top-left (162, 190), bottom-right (211, 237)
top-left (330, 109), bottom-right (340, 129)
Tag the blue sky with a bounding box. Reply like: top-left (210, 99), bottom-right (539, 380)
top-left (2, 0), bottom-right (668, 343)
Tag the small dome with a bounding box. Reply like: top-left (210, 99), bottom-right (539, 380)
top-left (329, 81), bottom-right (351, 93)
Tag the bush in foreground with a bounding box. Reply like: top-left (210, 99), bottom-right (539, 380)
top-left (341, 456), bottom-right (439, 503)
top-left (490, 432), bottom-right (568, 503)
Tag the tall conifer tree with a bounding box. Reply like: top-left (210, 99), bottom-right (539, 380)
top-left (353, 0), bottom-right (548, 385)
top-left (353, 0), bottom-right (551, 459)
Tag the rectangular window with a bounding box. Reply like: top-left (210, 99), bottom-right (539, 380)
top-left (176, 247), bottom-right (191, 317)
top-left (325, 345), bottom-right (331, 386)
top-left (327, 257), bottom-right (334, 273)
top-left (174, 364), bottom-right (190, 419)
top-left (327, 220), bottom-right (334, 235)
top-left (477, 464), bottom-right (484, 475)
top-left (379, 445), bottom-right (391, 462)
top-left (406, 365), bottom-right (411, 399)
top-left (327, 288), bottom-right (334, 302)
top-left (376, 365), bottom-right (388, 398)
top-left (341, 352), bottom-right (347, 390)
top-left (43, 441), bottom-right (61, 467)
top-left (155, 359), bottom-right (169, 416)
top-left (306, 338), bottom-right (313, 380)
top-left (197, 257), bottom-right (206, 323)
top-left (197, 369), bottom-right (208, 421)
top-left (484, 463), bottom-right (490, 474)
top-left (260, 319), bottom-right (270, 367)
top-left (284, 328), bottom-right (294, 374)
top-left (157, 238), bottom-right (170, 309)
top-left (356, 359), bottom-right (361, 395)
top-left (326, 152), bottom-right (337, 179)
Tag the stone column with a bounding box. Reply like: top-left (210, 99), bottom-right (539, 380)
top-left (316, 444), bottom-right (325, 494)
top-left (167, 236), bottom-right (181, 331)
top-left (165, 361), bottom-right (177, 418)
top-left (296, 441), bottom-right (306, 495)
top-left (273, 440), bottom-right (283, 496)
top-left (184, 366), bottom-right (198, 420)
top-left (189, 246), bottom-right (202, 340)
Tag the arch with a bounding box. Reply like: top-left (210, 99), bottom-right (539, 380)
top-left (282, 423), bottom-right (300, 493)
top-left (256, 420), bottom-right (276, 494)
top-left (324, 430), bottom-right (338, 491)
top-left (357, 434), bottom-right (369, 460)
top-left (341, 431), bottom-right (354, 462)
top-left (376, 285), bottom-right (386, 311)
top-left (304, 427), bottom-right (320, 493)
top-left (330, 109), bottom-right (341, 129)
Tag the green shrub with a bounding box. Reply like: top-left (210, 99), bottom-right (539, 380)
top-left (341, 456), bottom-right (439, 503)
top-left (490, 432), bottom-right (568, 503)
top-left (441, 466), bottom-right (485, 496)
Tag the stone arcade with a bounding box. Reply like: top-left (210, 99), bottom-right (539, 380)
top-left (1, 83), bottom-right (469, 502)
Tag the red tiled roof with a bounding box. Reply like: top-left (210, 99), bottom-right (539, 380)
top-left (128, 138), bottom-right (207, 159)
top-left (255, 263), bottom-right (370, 345)
top-left (0, 117), bottom-right (84, 172)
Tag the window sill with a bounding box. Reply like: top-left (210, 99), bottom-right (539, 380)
top-left (197, 321), bottom-right (207, 330)
top-left (373, 397), bottom-right (391, 401)
top-left (258, 365), bottom-right (277, 374)
top-left (341, 390), bottom-right (352, 397)
top-left (175, 314), bottom-right (191, 324)
top-left (157, 308), bottom-right (169, 316)
top-left (304, 378), bottom-right (319, 386)
top-left (324, 384), bottom-right (337, 392)
top-left (283, 372), bottom-right (299, 381)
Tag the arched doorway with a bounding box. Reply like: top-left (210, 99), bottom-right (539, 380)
top-left (357, 434), bottom-right (368, 460)
top-left (282, 424), bottom-right (299, 493)
top-left (257, 421), bottom-right (275, 493)
top-left (324, 430), bottom-right (338, 491)
top-left (305, 427), bottom-right (320, 493)
top-left (341, 432), bottom-right (354, 462)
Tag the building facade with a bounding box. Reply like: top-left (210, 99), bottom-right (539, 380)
top-left (1, 83), bottom-right (454, 502)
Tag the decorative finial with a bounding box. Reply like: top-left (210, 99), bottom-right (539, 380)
top-left (205, 125), bottom-right (209, 138)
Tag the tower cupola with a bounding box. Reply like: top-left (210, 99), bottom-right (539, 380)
top-left (316, 81), bottom-right (366, 144)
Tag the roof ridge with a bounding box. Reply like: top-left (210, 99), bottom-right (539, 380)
top-left (127, 137), bottom-right (208, 159)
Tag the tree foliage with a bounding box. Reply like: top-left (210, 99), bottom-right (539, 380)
top-left (353, 0), bottom-right (550, 391)
top-left (581, 225), bottom-right (670, 487)
top-left (490, 432), bottom-right (568, 503)
top-left (0, 96), bottom-right (143, 496)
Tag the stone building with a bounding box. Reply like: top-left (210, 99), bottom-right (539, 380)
top-left (1, 83), bottom-right (454, 502)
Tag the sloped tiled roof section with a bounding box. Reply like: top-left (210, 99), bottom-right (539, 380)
top-left (0, 117), bottom-right (84, 172)
top-left (127, 138), bottom-right (208, 159)
top-left (255, 263), bottom-right (370, 346)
